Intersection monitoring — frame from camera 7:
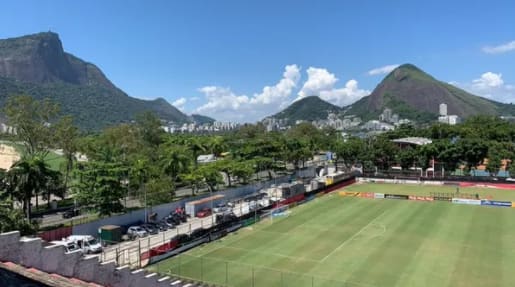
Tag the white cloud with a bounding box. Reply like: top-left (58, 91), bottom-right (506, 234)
top-left (297, 67), bottom-right (370, 106)
top-left (195, 65), bottom-right (301, 122)
top-left (483, 41), bottom-right (515, 54)
top-left (454, 72), bottom-right (515, 103)
top-left (367, 64), bottom-right (400, 76)
top-left (319, 79), bottom-right (370, 106)
top-left (172, 97), bottom-right (187, 111)
top-left (297, 67), bottom-right (338, 99)
top-left (472, 72), bottom-right (504, 89)
top-left (250, 64), bottom-right (301, 105)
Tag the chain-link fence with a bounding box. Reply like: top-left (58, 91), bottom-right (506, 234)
top-left (153, 254), bottom-right (359, 287)
top-left (99, 214), bottom-right (220, 268)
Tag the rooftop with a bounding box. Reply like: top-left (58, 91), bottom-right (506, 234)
top-left (392, 137), bottom-right (433, 146)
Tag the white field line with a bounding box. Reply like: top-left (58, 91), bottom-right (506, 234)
top-left (195, 232), bottom-right (321, 263)
top-left (175, 252), bottom-right (379, 287)
top-left (320, 210), bottom-right (388, 262)
top-left (372, 223), bottom-right (387, 239)
top-left (192, 223), bottom-right (276, 257)
top-left (222, 245), bottom-right (321, 263)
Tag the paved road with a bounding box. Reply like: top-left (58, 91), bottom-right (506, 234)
top-left (38, 170), bottom-right (286, 227)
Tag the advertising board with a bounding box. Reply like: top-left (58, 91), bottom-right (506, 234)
top-left (480, 200), bottom-right (512, 207)
top-left (359, 192), bottom-right (374, 198)
top-left (451, 198), bottom-right (481, 205)
top-left (384, 194), bottom-right (409, 200)
top-left (409, 196), bottom-right (434, 201)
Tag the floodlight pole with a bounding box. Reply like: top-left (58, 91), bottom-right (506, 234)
top-left (144, 186), bottom-right (147, 223)
top-left (252, 267), bottom-right (255, 287)
top-left (225, 262), bottom-right (228, 285)
top-left (211, 188), bottom-right (214, 227)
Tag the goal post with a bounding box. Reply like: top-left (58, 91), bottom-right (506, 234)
top-left (260, 205), bottom-right (290, 223)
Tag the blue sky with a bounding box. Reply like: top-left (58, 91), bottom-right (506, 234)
top-left (1, 0), bottom-right (514, 122)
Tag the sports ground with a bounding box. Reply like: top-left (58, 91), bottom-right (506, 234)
top-left (149, 183), bottom-right (515, 287)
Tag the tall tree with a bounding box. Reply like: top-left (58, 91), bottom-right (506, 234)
top-left (135, 111), bottom-right (164, 148)
top-left (54, 115), bottom-right (79, 193)
top-left (207, 136), bottom-right (227, 157)
top-left (74, 161), bottom-right (126, 216)
top-left (4, 95), bottom-right (59, 157)
top-left (188, 137), bottom-right (207, 168)
top-left (0, 198), bottom-right (37, 235)
top-left (129, 158), bottom-right (151, 217)
top-left (183, 170), bottom-right (204, 195)
top-left (161, 145), bottom-right (189, 195)
top-left (198, 163), bottom-right (223, 192)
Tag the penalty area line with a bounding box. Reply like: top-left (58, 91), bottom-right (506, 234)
top-left (320, 210), bottom-right (388, 262)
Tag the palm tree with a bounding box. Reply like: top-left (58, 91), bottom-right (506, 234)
top-left (7, 155), bottom-right (59, 219)
top-left (208, 136), bottom-right (227, 158)
top-left (188, 138), bottom-right (206, 168)
top-left (161, 146), bottom-right (190, 195)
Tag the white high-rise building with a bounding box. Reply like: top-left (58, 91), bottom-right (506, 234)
top-left (439, 103), bottom-right (448, 116)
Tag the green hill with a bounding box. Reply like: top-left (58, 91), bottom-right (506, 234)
top-left (191, 114), bottom-right (216, 124)
top-left (0, 32), bottom-right (190, 130)
top-left (270, 96), bottom-right (342, 124)
top-left (347, 64), bottom-right (515, 122)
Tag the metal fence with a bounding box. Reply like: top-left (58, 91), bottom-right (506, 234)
top-left (152, 254), bottom-right (359, 287)
top-left (100, 215), bottom-right (221, 268)
top-left (99, 199), bottom-right (265, 268)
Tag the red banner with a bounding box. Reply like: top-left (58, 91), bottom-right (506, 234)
top-left (409, 195), bottom-right (434, 202)
top-left (359, 192), bottom-right (374, 198)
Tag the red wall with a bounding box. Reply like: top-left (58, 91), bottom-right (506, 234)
top-left (38, 226), bottom-right (72, 242)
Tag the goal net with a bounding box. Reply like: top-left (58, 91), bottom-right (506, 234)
top-left (260, 205), bottom-right (290, 223)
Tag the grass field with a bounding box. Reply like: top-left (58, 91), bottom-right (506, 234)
top-left (5, 142), bottom-right (66, 171)
top-left (345, 182), bottom-right (515, 201)
top-left (149, 183), bottom-right (515, 287)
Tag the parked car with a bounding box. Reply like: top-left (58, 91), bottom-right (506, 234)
top-left (62, 208), bottom-right (80, 219)
top-left (141, 223), bottom-right (159, 235)
top-left (178, 213), bottom-right (188, 222)
top-left (170, 211), bottom-right (187, 223)
top-left (196, 208), bottom-right (212, 218)
top-left (127, 226), bottom-right (148, 239)
top-left (154, 221), bottom-right (169, 231)
top-left (50, 240), bottom-right (81, 253)
top-left (213, 203), bottom-right (229, 213)
top-left (67, 235), bottom-right (103, 254)
top-left (165, 216), bottom-right (180, 226)
top-left (166, 214), bottom-right (182, 225)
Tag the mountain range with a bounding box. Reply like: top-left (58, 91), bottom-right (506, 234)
top-left (270, 96), bottom-right (342, 125)
top-left (272, 64), bottom-right (515, 124)
top-left (0, 32), bottom-right (194, 130)
top-left (2, 32), bottom-right (513, 130)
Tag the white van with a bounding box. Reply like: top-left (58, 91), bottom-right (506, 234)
top-left (50, 240), bottom-right (81, 254)
top-left (67, 235), bottom-right (103, 254)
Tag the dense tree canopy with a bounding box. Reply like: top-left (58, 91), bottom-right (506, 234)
top-left (2, 94), bottom-right (515, 235)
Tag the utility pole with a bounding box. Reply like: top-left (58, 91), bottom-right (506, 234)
top-left (144, 185), bottom-right (147, 223)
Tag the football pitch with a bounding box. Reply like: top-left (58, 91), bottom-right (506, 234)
top-left (149, 183), bottom-right (515, 287)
